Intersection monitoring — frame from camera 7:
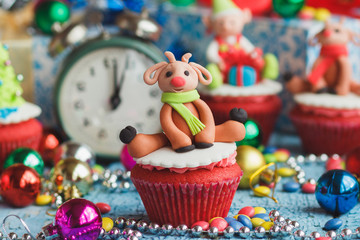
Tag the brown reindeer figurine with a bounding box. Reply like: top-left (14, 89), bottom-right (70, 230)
top-left (120, 51), bottom-right (247, 158)
top-left (285, 19), bottom-right (360, 95)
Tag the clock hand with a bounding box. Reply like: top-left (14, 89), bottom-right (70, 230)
top-left (110, 59), bottom-right (121, 110)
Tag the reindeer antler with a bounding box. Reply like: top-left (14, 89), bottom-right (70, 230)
top-left (165, 51), bottom-right (176, 63)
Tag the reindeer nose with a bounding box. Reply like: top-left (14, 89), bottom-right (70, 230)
top-left (170, 76), bottom-right (186, 87)
top-left (323, 29), bottom-right (332, 37)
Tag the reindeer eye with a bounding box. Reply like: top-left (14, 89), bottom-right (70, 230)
top-left (335, 28), bottom-right (340, 33)
top-left (184, 70), bottom-right (190, 76)
top-left (166, 71), bottom-right (173, 77)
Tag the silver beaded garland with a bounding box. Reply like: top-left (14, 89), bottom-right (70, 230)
top-left (116, 217), bottom-right (127, 229)
top-left (160, 224), bottom-right (173, 235)
top-left (273, 216), bottom-right (285, 225)
top-left (341, 228), bottom-right (352, 239)
top-left (126, 219), bottom-right (137, 228)
top-left (280, 225), bottom-right (293, 236)
top-left (238, 226), bottom-right (251, 239)
top-left (223, 226), bottom-right (235, 238)
top-left (175, 224), bottom-right (188, 235)
top-left (207, 226), bottom-right (219, 238)
top-left (309, 231), bottom-right (321, 239)
top-left (326, 230), bottom-right (337, 238)
top-left (356, 227), bottom-right (360, 238)
top-left (133, 230), bottom-right (142, 238)
top-left (269, 225), bottom-right (281, 237)
top-left (136, 220), bottom-right (148, 232)
top-left (8, 232), bottom-right (18, 240)
top-left (254, 226), bottom-right (266, 238)
top-left (22, 233), bottom-right (32, 240)
top-left (122, 228), bottom-right (134, 237)
top-left (293, 229), bottom-right (305, 240)
top-left (98, 228), bottom-right (106, 239)
top-left (148, 223), bottom-right (160, 234)
top-left (191, 225), bottom-right (203, 238)
top-left (291, 221), bottom-right (300, 229)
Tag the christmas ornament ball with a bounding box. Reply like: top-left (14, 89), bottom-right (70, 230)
top-left (236, 145), bottom-right (266, 189)
top-left (38, 128), bottom-right (62, 165)
top-left (346, 146), bottom-right (360, 175)
top-left (120, 145), bottom-right (136, 171)
top-left (3, 148), bottom-right (44, 175)
top-left (272, 0), bottom-right (305, 18)
top-left (51, 157), bottom-right (93, 195)
top-left (315, 169), bottom-right (359, 215)
top-left (35, 0), bottom-right (71, 34)
top-left (54, 141), bottom-right (95, 167)
top-left (236, 119), bottom-right (263, 148)
top-left (0, 164), bottom-right (41, 207)
top-left (50, 198), bottom-right (102, 240)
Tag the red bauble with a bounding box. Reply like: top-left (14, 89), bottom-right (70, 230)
top-left (197, 0), bottom-right (211, 7)
top-left (346, 147), bottom-right (360, 176)
top-left (233, 0), bottom-right (272, 16)
top-left (0, 164), bottom-right (41, 207)
top-left (38, 128), bottom-right (62, 165)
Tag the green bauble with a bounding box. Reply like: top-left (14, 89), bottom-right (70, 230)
top-left (4, 148), bottom-right (44, 176)
top-left (272, 0), bottom-right (304, 18)
top-left (236, 119), bottom-right (263, 148)
top-left (35, 0), bottom-right (71, 34)
top-left (169, 0), bottom-right (196, 7)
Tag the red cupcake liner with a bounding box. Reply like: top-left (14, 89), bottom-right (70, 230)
top-left (201, 94), bottom-right (282, 144)
top-left (0, 119), bottom-right (43, 171)
top-left (131, 176), bottom-right (241, 226)
top-left (290, 106), bottom-right (360, 155)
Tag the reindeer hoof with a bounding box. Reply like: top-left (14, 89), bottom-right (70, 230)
top-left (175, 145), bottom-right (195, 153)
top-left (119, 126), bottom-right (137, 144)
top-left (316, 87), bottom-right (336, 94)
top-left (283, 72), bottom-right (294, 82)
top-left (230, 108), bottom-right (248, 124)
top-left (195, 142), bottom-right (213, 149)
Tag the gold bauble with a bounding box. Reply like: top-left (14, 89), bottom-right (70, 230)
top-left (236, 145), bottom-right (266, 189)
top-left (51, 157), bottom-right (93, 195)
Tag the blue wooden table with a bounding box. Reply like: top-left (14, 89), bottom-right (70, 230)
top-left (1, 134), bottom-right (359, 239)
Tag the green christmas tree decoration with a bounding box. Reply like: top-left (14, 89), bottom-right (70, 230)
top-left (0, 43), bottom-right (25, 119)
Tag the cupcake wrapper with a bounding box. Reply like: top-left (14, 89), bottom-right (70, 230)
top-left (202, 95), bottom-right (281, 144)
top-left (131, 176), bottom-right (241, 226)
top-left (0, 119), bottom-right (42, 171)
top-left (291, 110), bottom-right (360, 155)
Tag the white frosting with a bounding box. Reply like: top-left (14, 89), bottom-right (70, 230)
top-left (0, 102), bottom-right (41, 124)
top-left (198, 80), bottom-right (283, 97)
top-left (135, 142), bottom-right (236, 169)
top-left (294, 93), bottom-right (360, 110)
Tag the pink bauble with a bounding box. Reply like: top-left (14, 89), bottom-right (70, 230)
top-left (120, 145), bottom-right (136, 171)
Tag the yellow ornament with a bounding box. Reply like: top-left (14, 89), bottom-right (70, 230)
top-left (35, 194), bottom-right (53, 206)
top-left (102, 217), bottom-right (114, 232)
top-left (51, 157), bottom-right (93, 195)
top-left (236, 146), bottom-right (266, 189)
top-left (314, 8), bottom-right (331, 22)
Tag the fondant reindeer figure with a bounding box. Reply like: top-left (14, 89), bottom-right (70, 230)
top-left (120, 51), bottom-right (247, 158)
top-left (286, 19), bottom-right (360, 95)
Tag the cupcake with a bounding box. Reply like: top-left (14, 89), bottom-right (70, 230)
top-left (285, 19), bottom-right (360, 155)
top-left (0, 43), bottom-right (42, 170)
top-left (290, 93), bottom-right (360, 155)
top-left (131, 142), bottom-right (242, 226)
top-left (120, 51), bottom-right (246, 226)
top-left (201, 0), bottom-right (282, 144)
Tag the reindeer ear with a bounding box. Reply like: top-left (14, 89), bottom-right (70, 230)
top-left (202, 15), bottom-right (212, 32)
top-left (189, 62), bottom-right (212, 85)
top-left (349, 31), bottom-right (360, 46)
top-left (143, 62), bottom-right (168, 85)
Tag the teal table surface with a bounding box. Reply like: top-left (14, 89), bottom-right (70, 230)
top-left (1, 134), bottom-right (359, 239)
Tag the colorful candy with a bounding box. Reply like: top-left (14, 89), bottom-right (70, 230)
top-left (251, 218), bottom-right (265, 228)
top-left (229, 220), bottom-right (244, 230)
top-left (238, 206), bottom-right (255, 218)
top-left (237, 215), bottom-right (253, 229)
top-left (277, 167), bottom-right (296, 177)
top-left (261, 221), bottom-right (274, 230)
top-left (324, 218), bottom-right (342, 231)
top-left (302, 182), bottom-right (316, 194)
top-left (102, 217), bottom-right (114, 232)
top-left (209, 218), bottom-right (228, 231)
top-left (254, 186), bottom-right (271, 197)
top-left (96, 202), bottom-right (111, 214)
top-left (35, 194), bottom-right (52, 206)
top-left (253, 213), bottom-right (270, 222)
top-left (283, 181), bottom-right (300, 192)
top-left (191, 221), bottom-right (209, 231)
top-left (253, 207), bottom-right (266, 215)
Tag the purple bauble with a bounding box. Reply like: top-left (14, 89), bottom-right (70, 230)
top-left (120, 145), bottom-right (136, 171)
top-left (55, 198), bottom-right (102, 240)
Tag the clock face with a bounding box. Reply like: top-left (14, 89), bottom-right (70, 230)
top-left (56, 41), bottom-right (163, 157)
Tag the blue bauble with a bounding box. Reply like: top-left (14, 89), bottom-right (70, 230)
top-left (315, 170), bottom-right (359, 215)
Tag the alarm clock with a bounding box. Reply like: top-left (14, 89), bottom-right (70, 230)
top-left (54, 36), bottom-right (164, 158)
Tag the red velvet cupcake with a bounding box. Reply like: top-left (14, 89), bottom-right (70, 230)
top-left (199, 80), bottom-right (282, 144)
top-left (0, 103), bottom-right (42, 172)
top-left (290, 93), bottom-right (360, 155)
top-left (130, 142), bottom-right (242, 226)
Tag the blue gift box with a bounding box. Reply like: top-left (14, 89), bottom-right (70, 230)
top-left (32, 3), bottom-right (360, 134)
